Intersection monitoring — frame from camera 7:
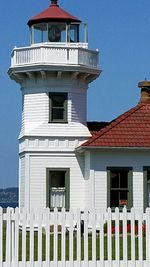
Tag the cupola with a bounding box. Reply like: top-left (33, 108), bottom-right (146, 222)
top-left (28, 0), bottom-right (87, 44)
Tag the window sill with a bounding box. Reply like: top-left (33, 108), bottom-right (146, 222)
top-left (48, 121), bottom-right (68, 124)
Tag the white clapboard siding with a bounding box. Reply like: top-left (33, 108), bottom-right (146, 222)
top-left (0, 207), bottom-right (150, 267)
top-left (92, 150), bottom-right (150, 211)
top-left (29, 154), bottom-right (87, 209)
top-left (71, 92), bottom-right (86, 123)
top-left (20, 88), bottom-right (89, 138)
top-left (21, 123), bottom-right (91, 137)
top-left (23, 93), bottom-right (47, 131)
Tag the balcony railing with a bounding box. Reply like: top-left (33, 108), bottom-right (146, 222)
top-left (10, 43), bottom-right (99, 69)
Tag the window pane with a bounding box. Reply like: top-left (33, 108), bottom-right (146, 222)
top-left (111, 171), bottom-right (119, 188)
top-left (120, 170), bottom-right (128, 188)
top-left (120, 190), bottom-right (128, 200)
top-left (52, 95), bottom-right (66, 107)
top-left (52, 108), bottom-right (64, 120)
top-left (50, 171), bottom-right (66, 208)
top-left (147, 170), bottom-right (150, 183)
top-left (49, 93), bottom-right (67, 122)
top-left (111, 190), bottom-right (119, 207)
top-left (51, 171), bottom-right (65, 187)
top-left (48, 23), bottom-right (66, 42)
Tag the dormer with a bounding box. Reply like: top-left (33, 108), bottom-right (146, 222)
top-left (28, 0), bottom-right (88, 46)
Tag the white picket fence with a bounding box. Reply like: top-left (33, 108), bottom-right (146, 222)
top-left (0, 207), bottom-right (150, 267)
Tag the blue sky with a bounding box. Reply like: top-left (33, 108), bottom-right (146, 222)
top-left (0, 0), bottom-right (150, 187)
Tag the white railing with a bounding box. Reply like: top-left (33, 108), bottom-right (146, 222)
top-left (11, 44), bottom-right (99, 69)
top-left (0, 207), bottom-right (149, 266)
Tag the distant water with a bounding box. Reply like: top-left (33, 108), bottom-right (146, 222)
top-left (0, 203), bottom-right (18, 208)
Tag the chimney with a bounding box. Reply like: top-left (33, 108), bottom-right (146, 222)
top-left (138, 80), bottom-right (150, 103)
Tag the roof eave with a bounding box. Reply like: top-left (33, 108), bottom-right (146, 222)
top-left (28, 18), bottom-right (81, 27)
top-left (76, 146), bottom-right (150, 153)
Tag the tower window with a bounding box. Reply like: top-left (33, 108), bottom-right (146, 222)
top-left (49, 93), bottom-right (68, 123)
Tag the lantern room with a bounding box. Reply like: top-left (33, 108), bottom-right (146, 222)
top-left (28, 0), bottom-right (88, 45)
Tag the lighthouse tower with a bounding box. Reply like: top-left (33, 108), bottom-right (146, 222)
top-left (8, 0), bottom-right (100, 211)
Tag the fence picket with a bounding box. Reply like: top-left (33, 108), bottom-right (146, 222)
top-left (29, 209), bottom-right (34, 267)
top-left (92, 210), bottom-right (96, 265)
top-left (61, 208), bottom-right (66, 267)
top-left (123, 207), bottom-right (128, 266)
top-left (14, 207), bottom-right (19, 266)
top-left (138, 211), bottom-right (143, 266)
top-left (69, 209), bottom-right (74, 265)
top-left (131, 208), bottom-right (135, 266)
top-left (107, 207), bottom-right (112, 266)
top-left (84, 209), bottom-right (88, 266)
top-left (115, 207), bottom-right (120, 267)
top-left (0, 208), bottom-right (3, 267)
top-left (22, 208), bottom-right (27, 267)
top-left (77, 209), bottom-right (81, 267)
top-left (6, 207), bottom-right (11, 267)
top-left (38, 209), bottom-right (43, 265)
top-left (99, 212), bottom-right (104, 266)
top-left (11, 209), bottom-right (15, 265)
top-left (0, 206), bottom-right (150, 266)
top-left (54, 208), bottom-right (58, 267)
top-left (146, 208), bottom-right (150, 267)
top-left (45, 208), bottom-right (50, 267)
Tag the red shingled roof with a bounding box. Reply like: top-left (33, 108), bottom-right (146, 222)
top-left (82, 103), bottom-right (150, 148)
top-left (28, 2), bottom-right (81, 27)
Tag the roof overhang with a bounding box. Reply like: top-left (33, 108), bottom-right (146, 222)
top-left (76, 146), bottom-right (150, 153)
top-left (28, 5), bottom-right (81, 27)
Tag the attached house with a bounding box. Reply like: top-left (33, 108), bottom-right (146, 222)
top-left (8, 0), bottom-right (150, 212)
top-left (79, 80), bottom-right (150, 212)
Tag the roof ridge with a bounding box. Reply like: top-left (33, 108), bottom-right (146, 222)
top-left (83, 103), bottom-right (144, 146)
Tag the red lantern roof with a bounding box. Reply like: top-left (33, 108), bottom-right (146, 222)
top-left (28, 0), bottom-right (81, 27)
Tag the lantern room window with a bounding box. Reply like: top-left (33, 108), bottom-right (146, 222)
top-left (30, 22), bottom-right (87, 44)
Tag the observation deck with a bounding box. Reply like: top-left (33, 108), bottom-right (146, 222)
top-left (9, 43), bottom-right (100, 82)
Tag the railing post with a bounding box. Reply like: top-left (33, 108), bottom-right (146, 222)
top-left (84, 23), bottom-right (88, 44)
top-left (13, 48), bottom-right (17, 66)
